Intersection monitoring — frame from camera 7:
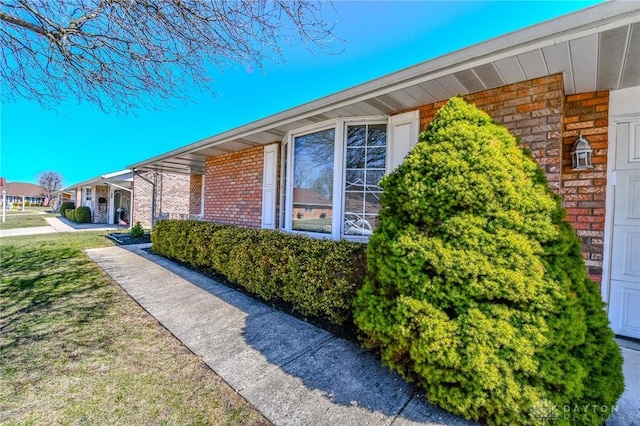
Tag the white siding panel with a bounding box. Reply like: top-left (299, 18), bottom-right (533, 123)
top-left (388, 90), bottom-right (423, 110)
top-left (436, 75), bottom-right (468, 96)
top-left (517, 50), bottom-right (548, 80)
top-left (453, 69), bottom-right (485, 93)
top-left (621, 23), bottom-right (640, 89)
top-left (493, 56), bottom-right (526, 84)
top-left (542, 42), bottom-right (574, 94)
top-left (406, 85), bottom-right (437, 105)
top-left (597, 26), bottom-right (629, 90)
top-left (419, 80), bottom-right (450, 101)
top-left (473, 63), bottom-right (505, 89)
top-left (570, 34), bottom-right (599, 93)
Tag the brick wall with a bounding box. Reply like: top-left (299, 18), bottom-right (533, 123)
top-left (203, 146), bottom-right (263, 228)
top-left (160, 172), bottom-right (190, 215)
top-left (93, 185), bottom-right (109, 223)
top-left (132, 171), bottom-right (190, 228)
top-left (415, 75), bottom-right (607, 283)
top-left (189, 174), bottom-right (203, 215)
top-left (133, 172), bottom-right (153, 228)
top-left (561, 91), bottom-right (609, 282)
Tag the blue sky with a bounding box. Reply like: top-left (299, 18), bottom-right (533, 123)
top-left (1, 1), bottom-right (602, 186)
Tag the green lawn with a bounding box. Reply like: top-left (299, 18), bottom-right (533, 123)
top-left (0, 232), bottom-right (268, 425)
top-left (0, 207), bottom-right (56, 230)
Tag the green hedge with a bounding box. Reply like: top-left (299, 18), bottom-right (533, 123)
top-left (64, 208), bottom-right (76, 222)
top-left (152, 220), bottom-right (367, 326)
top-left (74, 206), bottom-right (91, 224)
top-left (60, 201), bottom-right (75, 218)
top-left (62, 204), bottom-right (91, 224)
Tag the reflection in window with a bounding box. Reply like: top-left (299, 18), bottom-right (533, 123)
top-left (292, 129), bottom-right (335, 233)
top-left (344, 124), bottom-right (386, 236)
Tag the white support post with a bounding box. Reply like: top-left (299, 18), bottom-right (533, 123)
top-left (2, 191), bottom-right (6, 223)
top-left (22, 195), bottom-right (25, 212)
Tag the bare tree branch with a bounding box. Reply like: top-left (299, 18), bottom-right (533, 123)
top-left (0, 0), bottom-right (340, 113)
top-left (36, 170), bottom-right (63, 197)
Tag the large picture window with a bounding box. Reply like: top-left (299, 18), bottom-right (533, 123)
top-left (283, 119), bottom-right (388, 239)
top-left (292, 129), bottom-right (335, 234)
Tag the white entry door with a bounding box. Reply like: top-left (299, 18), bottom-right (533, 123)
top-left (608, 118), bottom-right (640, 339)
top-left (82, 187), bottom-right (92, 208)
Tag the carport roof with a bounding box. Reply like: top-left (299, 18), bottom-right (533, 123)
top-left (61, 169), bottom-right (133, 192)
top-left (129, 1), bottom-right (640, 175)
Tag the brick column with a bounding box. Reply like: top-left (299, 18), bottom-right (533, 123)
top-left (561, 91), bottom-right (609, 283)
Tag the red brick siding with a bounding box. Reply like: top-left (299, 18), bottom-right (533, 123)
top-left (203, 146), bottom-right (263, 228)
top-left (561, 91), bottom-right (609, 282)
top-left (414, 75), bottom-right (607, 284)
top-left (132, 171), bottom-right (190, 228)
top-left (189, 174), bottom-right (203, 215)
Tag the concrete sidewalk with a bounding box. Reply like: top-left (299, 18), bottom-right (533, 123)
top-left (86, 245), bottom-right (476, 426)
top-left (86, 245), bottom-right (640, 426)
top-left (0, 216), bottom-right (123, 237)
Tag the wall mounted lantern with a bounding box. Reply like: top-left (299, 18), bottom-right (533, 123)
top-left (571, 134), bottom-right (593, 170)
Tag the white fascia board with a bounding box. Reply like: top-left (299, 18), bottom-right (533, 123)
top-left (101, 169), bottom-right (133, 181)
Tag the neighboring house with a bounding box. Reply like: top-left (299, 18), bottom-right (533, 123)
top-left (59, 170), bottom-right (134, 225)
top-left (128, 3), bottom-right (640, 340)
top-left (60, 169), bottom-right (191, 228)
top-left (292, 188), bottom-right (333, 233)
top-left (0, 177), bottom-right (46, 206)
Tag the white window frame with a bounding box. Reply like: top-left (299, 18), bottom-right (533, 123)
top-left (280, 116), bottom-right (388, 241)
top-left (82, 186), bottom-right (93, 210)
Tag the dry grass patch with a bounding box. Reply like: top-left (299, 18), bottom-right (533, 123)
top-left (0, 232), bottom-right (269, 425)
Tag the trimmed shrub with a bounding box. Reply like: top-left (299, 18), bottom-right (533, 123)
top-left (60, 201), bottom-right (75, 218)
top-left (64, 208), bottom-right (76, 222)
top-left (354, 97), bottom-right (623, 425)
top-left (152, 220), bottom-right (367, 326)
top-left (130, 221), bottom-right (145, 238)
top-left (74, 206), bottom-right (91, 224)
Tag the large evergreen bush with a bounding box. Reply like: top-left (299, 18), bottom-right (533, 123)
top-left (354, 97), bottom-right (623, 425)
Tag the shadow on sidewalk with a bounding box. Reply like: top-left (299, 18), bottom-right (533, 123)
top-left (120, 245), bottom-right (477, 425)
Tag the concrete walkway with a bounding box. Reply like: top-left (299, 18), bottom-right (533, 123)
top-left (0, 216), bottom-right (123, 237)
top-left (85, 245), bottom-right (640, 426)
top-left (86, 245), bottom-right (476, 426)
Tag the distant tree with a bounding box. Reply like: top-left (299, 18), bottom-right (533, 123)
top-left (0, 0), bottom-right (338, 112)
top-left (37, 171), bottom-right (63, 198)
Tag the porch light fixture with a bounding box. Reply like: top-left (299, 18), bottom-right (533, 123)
top-left (571, 134), bottom-right (593, 170)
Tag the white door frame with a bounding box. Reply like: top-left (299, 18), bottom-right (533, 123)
top-left (602, 86), bottom-right (640, 307)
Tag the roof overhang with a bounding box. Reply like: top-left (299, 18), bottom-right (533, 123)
top-left (62, 169), bottom-right (133, 191)
top-left (129, 1), bottom-right (640, 175)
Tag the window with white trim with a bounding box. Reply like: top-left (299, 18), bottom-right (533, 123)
top-left (281, 118), bottom-right (388, 239)
top-left (344, 124), bottom-right (386, 236)
top-left (292, 128), bottom-right (335, 234)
